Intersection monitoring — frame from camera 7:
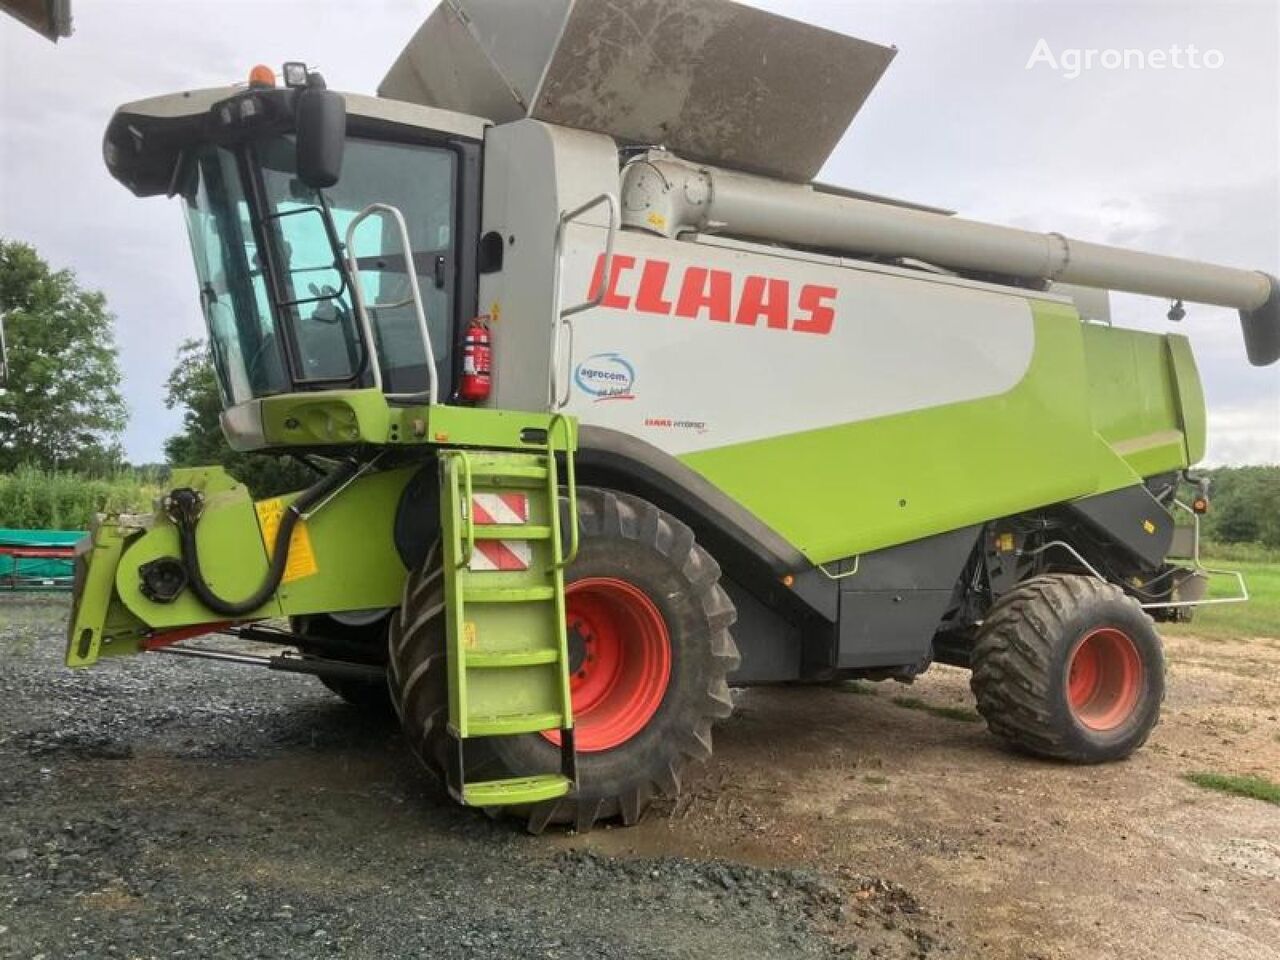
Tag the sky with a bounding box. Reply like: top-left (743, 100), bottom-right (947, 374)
top-left (1, 0), bottom-right (1277, 465)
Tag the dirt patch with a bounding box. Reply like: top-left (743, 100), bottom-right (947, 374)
top-left (2, 595), bottom-right (1277, 958)
top-left (0, 596), bottom-right (944, 959)
top-left (578, 634), bottom-right (1280, 960)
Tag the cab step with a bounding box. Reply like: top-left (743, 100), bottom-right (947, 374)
top-left (461, 774), bottom-right (573, 808)
top-left (472, 524), bottom-right (553, 541)
top-left (463, 711), bottom-right (567, 737)
top-left (466, 649), bottom-right (561, 668)
top-left (462, 586), bottom-right (557, 603)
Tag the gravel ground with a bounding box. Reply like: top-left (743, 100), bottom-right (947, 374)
top-left (0, 595), bottom-right (948, 960)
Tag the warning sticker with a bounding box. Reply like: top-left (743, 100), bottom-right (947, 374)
top-left (254, 499), bottom-right (319, 584)
top-left (469, 539), bottom-right (533, 572)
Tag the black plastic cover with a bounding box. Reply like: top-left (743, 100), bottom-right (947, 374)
top-left (1065, 485), bottom-right (1174, 570)
top-left (1241, 272), bottom-right (1280, 367)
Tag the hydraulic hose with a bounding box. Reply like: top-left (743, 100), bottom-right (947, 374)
top-left (166, 459), bottom-right (361, 617)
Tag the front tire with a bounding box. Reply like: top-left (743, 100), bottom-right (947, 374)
top-left (970, 574), bottom-right (1164, 763)
top-left (388, 488), bottom-right (739, 832)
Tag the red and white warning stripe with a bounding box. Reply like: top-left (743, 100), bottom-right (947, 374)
top-left (469, 539), bottom-right (532, 572)
top-left (471, 493), bottom-right (529, 526)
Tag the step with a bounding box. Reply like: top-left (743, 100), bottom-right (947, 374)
top-left (466, 649), bottom-right (560, 669)
top-left (466, 711), bottom-right (566, 737)
top-left (461, 774), bottom-right (572, 807)
top-left (472, 524), bottom-right (552, 541)
top-left (462, 586), bottom-right (557, 604)
top-left (466, 464), bottom-right (550, 485)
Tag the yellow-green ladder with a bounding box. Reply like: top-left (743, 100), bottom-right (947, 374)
top-left (439, 418), bottom-right (579, 807)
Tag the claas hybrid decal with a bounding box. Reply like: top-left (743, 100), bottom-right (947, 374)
top-left (70, 0), bottom-right (1277, 831)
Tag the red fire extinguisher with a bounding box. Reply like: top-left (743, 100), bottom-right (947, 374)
top-left (459, 316), bottom-right (492, 403)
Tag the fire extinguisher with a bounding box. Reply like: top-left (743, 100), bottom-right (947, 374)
top-left (459, 315), bottom-right (492, 403)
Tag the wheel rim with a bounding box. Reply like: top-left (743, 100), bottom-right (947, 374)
top-left (542, 577), bottom-right (672, 753)
top-left (1066, 627), bottom-right (1144, 731)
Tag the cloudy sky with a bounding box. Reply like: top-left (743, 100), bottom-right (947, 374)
top-left (1, 0), bottom-right (1277, 464)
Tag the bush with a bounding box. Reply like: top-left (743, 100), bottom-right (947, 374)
top-left (0, 466), bottom-right (160, 531)
top-left (1202, 466), bottom-right (1280, 550)
top-left (1200, 540), bottom-right (1280, 565)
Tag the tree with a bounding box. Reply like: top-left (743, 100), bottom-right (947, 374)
top-left (164, 338), bottom-right (314, 497)
top-left (1205, 466), bottom-right (1280, 550)
top-left (0, 240), bottom-right (127, 473)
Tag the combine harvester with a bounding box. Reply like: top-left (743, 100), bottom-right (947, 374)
top-left (72, 0), bottom-right (1274, 830)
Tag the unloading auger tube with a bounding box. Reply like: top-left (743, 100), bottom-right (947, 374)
top-left (622, 153), bottom-right (1280, 366)
top-left (164, 460), bottom-right (360, 617)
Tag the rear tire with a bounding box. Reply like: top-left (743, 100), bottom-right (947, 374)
top-left (388, 487), bottom-right (739, 832)
top-left (970, 574), bottom-right (1164, 763)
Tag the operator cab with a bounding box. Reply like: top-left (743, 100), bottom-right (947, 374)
top-left (103, 65), bottom-right (485, 445)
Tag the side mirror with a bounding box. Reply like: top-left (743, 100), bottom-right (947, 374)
top-left (295, 87), bottom-right (346, 190)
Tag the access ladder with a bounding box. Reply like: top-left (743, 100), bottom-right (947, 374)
top-left (438, 418), bottom-right (579, 807)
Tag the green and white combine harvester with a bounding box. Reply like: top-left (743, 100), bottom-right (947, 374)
top-left (70, 0), bottom-right (1277, 831)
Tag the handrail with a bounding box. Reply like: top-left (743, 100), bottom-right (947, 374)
top-left (557, 194), bottom-right (621, 320)
top-left (1153, 499), bottom-right (1250, 609)
top-left (344, 203), bottom-right (439, 406)
top-left (548, 414), bottom-right (579, 570)
top-left (1021, 515), bottom-right (1249, 610)
top-left (455, 453), bottom-right (476, 570)
top-left (549, 193), bottom-right (619, 409)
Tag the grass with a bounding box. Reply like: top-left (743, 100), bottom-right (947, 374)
top-left (0, 466), bottom-right (160, 531)
top-left (1183, 772), bottom-right (1280, 806)
top-left (838, 681), bottom-right (877, 696)
top-left (1179, 556), bottom-right (1280, 640)
top-left (890, 695), bottom-right (981, 723)
top-left (1200, 541), bottom-right (1280, 564)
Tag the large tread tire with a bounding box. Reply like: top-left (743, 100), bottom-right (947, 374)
top-left (970, 574), bottom-right (1164, 763)
top-left (388, 487), bottom-right (739, 833)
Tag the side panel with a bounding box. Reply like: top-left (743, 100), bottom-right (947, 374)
top-left (561, 228), bottom-right (1038, 455)
top-left (479, 121), bottom-right (621, 412)
top-left (679, 304), bottom-right (1098, 563)
top-left (835, 525), bottom-right (980, 670)
top-left (115, 467), bottom-right (415, 630)
top-left (1166, 334), bottom-right (1207, 465)
top-left (552, 227), bottom-right (1091, 564)
top-left (482, 131), bottom-right (1202, 571)
top-left (1063, 485), bottom-right (1175, 570)
top-left (1082, 324), bottom-right (1193, 477)
top-left (837, 591), bottom-right (954, 670)
top-left (721, 578), bottom-right (803, 684)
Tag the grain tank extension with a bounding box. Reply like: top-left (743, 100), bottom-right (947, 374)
top-left (73, 0), bottom-right (1275, 831)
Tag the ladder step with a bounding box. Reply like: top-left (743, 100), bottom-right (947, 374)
top-left (466, 649), bottom-right (560, 668)
top-left (467, 465), bottom-right (550, 485)
top-left (472, 524), bottom-right (552, 541)
top-left (461, 774), bottom-right (572, 807)
top-left (462, 586), bottom-right (557, 604)
top-left (467, 711), bottom-right (566, 737)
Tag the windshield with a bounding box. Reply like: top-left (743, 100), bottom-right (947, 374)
top-left (183, 147), bottom-right (289, 405)
top-left (182, 135), bottom-right (458, 406)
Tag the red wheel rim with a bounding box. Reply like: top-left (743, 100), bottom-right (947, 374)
top-left (542, 578), bottom-right (672, 753)
top-left (1066, 627), bottom-right (1144, 731)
